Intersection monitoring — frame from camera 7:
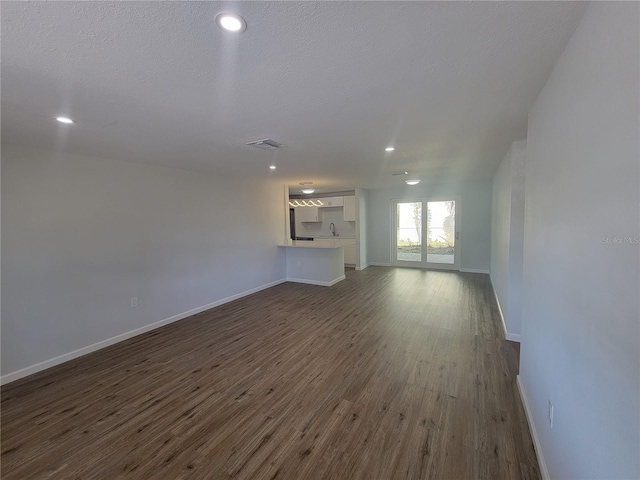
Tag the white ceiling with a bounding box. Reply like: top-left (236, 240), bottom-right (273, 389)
top-left (1, 1), bottom-right (587, 194)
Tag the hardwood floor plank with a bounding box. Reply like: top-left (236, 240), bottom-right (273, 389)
top-left (1, 268), bottom-right (540, 479)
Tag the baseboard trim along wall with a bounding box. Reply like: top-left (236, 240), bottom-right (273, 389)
top-left (286, 275), bottom-right (345, 287)
top-left (489, 275), bottom-right (522, 343)
top-left (517, 375), bottom-right (551, 480)
top-left (506, 332), bottom-right (521, 342)
top-left (1, 278), bottom-right (288, 385)
top-left (355, 263), bottom-right (370, 271)
top-left (460, 268), bottom-right (491, 274)
top-left (367, 264), bottom-right (493, 275)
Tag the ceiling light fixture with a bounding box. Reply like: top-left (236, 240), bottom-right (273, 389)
top-left (246, 138), bottom-right (283, 150)
top-left (302, 188), bottom-right (315, 194)
top-left (385, 147), bottom-right (395, 152)
top-left (406, 180), bottom-right (420, 186)
top-left (56, 116), bottom-right (75, 124)
top-left (288, 199), bottom-right (324, 207)
top-left (269, 165), bottom-right (276, 170)
top-left (215, 13), bottom-right (247, 33)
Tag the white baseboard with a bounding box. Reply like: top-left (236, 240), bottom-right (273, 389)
top-left (460, 268), bottom-right (490, 274)
top-left (0, 278), bottom-right (288, 386)
top-left (286, 275), bottom-right (345, 287)
top-left (517, 375), bottom-right (550, 480)
top-left (489, 275), bottom-right (521, 343)
top-left (506, 332), bottom-right (522, 342)
top-left (369, 263), bottom-right (487, 273)
top-left (492, 280), bottom-right (509, 337)
top-left (355, 263), bottom-right (370, 271)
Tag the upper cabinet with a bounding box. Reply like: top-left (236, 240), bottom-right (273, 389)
top-left (322, 196), bottom-right (343, 207)
top-left (293, 194), bottom-right (356, 222)
top-left (296, 206), bottom-right (320, 222)
top-left (343, 196), bottom-right (356, 221)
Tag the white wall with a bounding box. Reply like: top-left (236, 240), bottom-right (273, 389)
top-left (1, 144), bottom-right (287, 381)
top-left (491, 140), bottom-right (526, 340)
top-left (367, 181), bottom-right (492, 272)
top-left (520, 3), bottom-right (639, 479)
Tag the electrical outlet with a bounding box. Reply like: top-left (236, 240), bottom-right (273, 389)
top-left (547, 399), bottom-right (554, 428)
top-left (131, 297), bottom-right (139, 308)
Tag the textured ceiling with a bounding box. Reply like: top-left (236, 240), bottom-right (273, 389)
top-left (1, 1), bottom-right (587, 193)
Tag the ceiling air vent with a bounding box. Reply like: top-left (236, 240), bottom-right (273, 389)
top-left (246, 139), bottom-right (284, 150)
top-left (391, 171), bottom-right (408, 176)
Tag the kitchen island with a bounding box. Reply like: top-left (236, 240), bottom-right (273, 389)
top-left (278, 240), bottom-right (345, 286)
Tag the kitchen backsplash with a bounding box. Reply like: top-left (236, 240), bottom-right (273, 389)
top-left (295, 207), bottom-right (356, 237)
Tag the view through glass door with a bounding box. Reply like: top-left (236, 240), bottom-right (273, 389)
top-left (393, 197), bottom-right (459, 270)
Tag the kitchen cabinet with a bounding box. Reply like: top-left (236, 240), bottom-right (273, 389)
top-left (296, 206), bottom-right (320, 222)
top-left (337, 238), bottom-right (356, 265)
top-left (343, 245), bottom-right (356, 265)
top-left (343, 196), bottom-right (356, 221)
top-left (322, 196), bottom-right (343, 207)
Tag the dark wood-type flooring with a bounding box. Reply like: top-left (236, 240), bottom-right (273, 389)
top-left (1, 267), bottom-right (540, 479)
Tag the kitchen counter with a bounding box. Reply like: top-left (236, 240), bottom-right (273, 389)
top-left (278, 240), bottom-right (342, 248)
top-left (278, 241), bottom-right (345, 286)
top-left (280, 238), bottom-right (355, 248)
top-left (311, 235), bottom-right (355, 239)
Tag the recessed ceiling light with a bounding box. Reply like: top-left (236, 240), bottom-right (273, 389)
top-left (385, 147), bottom-right (395, 152)
top-left (406, 180), bottom-right (420, 185)
top-left (56, 116), bottom-right (75, 124)
top-left (302, 189), bottom-right (315, 194)
top-left (215, 13), bottom-right (247, 33)
top-left (269, 165), bottom-right (276, 170)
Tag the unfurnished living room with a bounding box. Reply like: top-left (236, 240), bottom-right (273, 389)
top-left (1, 2), bottom-right (638, 479)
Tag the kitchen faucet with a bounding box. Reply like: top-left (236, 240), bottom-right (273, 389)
top-left (329, 223), bottom-right (337, 236)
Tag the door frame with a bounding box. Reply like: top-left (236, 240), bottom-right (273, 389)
top-left (391, 196), bottom-right (461, 271)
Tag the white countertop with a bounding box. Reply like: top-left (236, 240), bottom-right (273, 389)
top-left (278, 240), bottom-right (343, 249)
top-left (311, 235), bottom-right (355, 239)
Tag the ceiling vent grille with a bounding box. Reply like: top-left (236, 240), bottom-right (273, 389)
top-left (391, 171), bottom-right (408, 176)
top-left (246, 139), bottom-right (284, 150)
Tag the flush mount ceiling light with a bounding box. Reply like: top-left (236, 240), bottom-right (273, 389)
top-left (269, 165), bottom-right (276, 170)
top-left (299, 181), bottom-right (314, 194)
top-left (385, 147), bottom-right (395, 152)
top-left (56, 116), bottom-right (75, 124)
top-left (406, 180), bottom-right (421, 185)
top-left (215, 13), bottom-right (247, 33)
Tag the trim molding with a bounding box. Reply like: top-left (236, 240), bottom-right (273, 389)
top-left (506, 332), bottom-right (522, 342)
top-left (1, 278), bottom-right (288, 385)
top-left (355, 263), bottom-right (370, 271)
top-left (286, 275), bottom-right (345, 287)
top-left (489, 275), bottom-right (521, 343)
top-left (460, 268), bottom-right (490, 274)
top-left (492, 279), bottom-right (509, 337)
top-left (369, 262), bottom-right (392, 267)
top-left (517, 375), bottom-right (550, 480)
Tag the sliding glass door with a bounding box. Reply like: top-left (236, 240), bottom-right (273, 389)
top-left (395, 201), bottom-right (424, 264)
top-left (393, 197), bottom-right (460, 270)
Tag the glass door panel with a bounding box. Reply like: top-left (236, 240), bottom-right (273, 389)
top-left (393, 197), bottom-right (459, 270)
top-left (396, 202), bottom-right (422, 263)
top-left (426, 200), bottom-right (456, 265)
